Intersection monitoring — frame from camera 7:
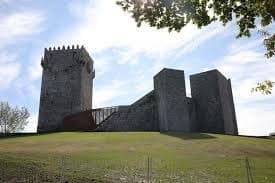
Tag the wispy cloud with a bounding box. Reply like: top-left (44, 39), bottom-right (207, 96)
top-left (49, 0), bottom-right (231, 108)
top-left (5, 0), bottom-right (272, 135)
top-left (0, 51), bottom-right (17, 64)
top-left (0, 50), bottom-right (20, 89)
top-left (0, 9), bottom-right (45, 90)
top-left (213, 38), bottom-right (275, 135)
top-left (0, 11), bottom-right (45, 46)
top-left (28, 51), bottom-right (44, 81)
top-left (93, 80), bottom-right (128, 108)
top-left (0, 62), bottom-right (21, 89)
top-left (54, 0), bottom-right (230, 60)
top-left (23, 113), bottom-right (38, 132)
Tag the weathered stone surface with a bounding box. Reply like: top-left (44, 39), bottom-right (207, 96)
top-left (218, 78), bottom-right (238, 135)
top-left (37, 46), bottom-right (95, 133)
top-left (185, 97), bottom-right (198, 131)
top-left (36, 44), bottom-right (238, 135)
top-left (95, 91), bottom-right (158, 131)
top-left (154, 68), bottom-right (194, 132)
top-left (190, 69), bottom-right (238, 135)
top-left (96, 68), bottom-right (237, 135)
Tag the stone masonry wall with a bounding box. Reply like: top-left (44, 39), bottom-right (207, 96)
top-left (154, 68), bottom-right (194, 132)
top-left (190, 70), bottom-right (224, 133)
top-left (185, 97), bottom-right (198, 131)
top-left (217, 76), bottom-right (238, 135)
top-left (190, 69), bottom-right (238, 135)
top-left (37, 44), bottom-right (237, 135)
top-left (96, 68), bottom-right (237, 134)
top-left (80, 48), bottom-right (95, 111)
top-left (95, 91), bottom-right (158, 131)
top-left (37, 46), bottom-right (94, 133)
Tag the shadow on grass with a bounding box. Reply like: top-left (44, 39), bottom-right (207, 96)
top-left (161, 132), bottom-right (217, 140)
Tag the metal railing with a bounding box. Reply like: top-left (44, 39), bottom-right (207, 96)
top-left (92, 106), bottom-right (119, 125)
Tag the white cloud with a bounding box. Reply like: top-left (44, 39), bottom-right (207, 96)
top-left (0, 10), bottom-right (45, 88)
top-left (42, 0), bottom-right (232, 109)
top-left (134, 74), bottom-right (153, 94)
top-left (93, 56), bottom-right (112, 77)
top-left (0, 10), bottom-right (45, 46)
top-left (229, 39), bottom-right (263, 54)
top-left (0, 0), bottom-right (30, 5)
top-left (0, 62), bottom-right (21, 89)
top-left (23, 113), bottom-right (38, 132)
top-left (93, 80), bottom-right (128, 108)
top-left (14, 0), bottom-right (274, 136)
top-left (28, 52), bottom-right (43, 81)
top-left (29, 63), bottom-right (42, 81)
top-left (0, 51), bottom-right (20, 89)
top-left (47, 0), bottom-right (231, 108)
top-left (237, 105), bottom-right (275, 136)
top-left (52, 0), bottom-right (230, 62)
top-left (116, 50), bottom-right (139, 65)
top-left (214, 39), bottom-right (275, 136)
top-left (0, 51), bottom-right (17, 64)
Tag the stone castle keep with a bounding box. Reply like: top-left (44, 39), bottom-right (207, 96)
top-left (38, 45), bottom-right (238, 135)
top-left (37, 46), bottom-right (95, 132)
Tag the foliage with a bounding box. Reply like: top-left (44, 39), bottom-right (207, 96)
top-left (116, 0), bottom-right (274, 37)
top-left (251, 80), bottom-right (275, 95)
top-left (0, 101), bottom-right (29, 134)
top-left (116, 0), bottom-right (275, 94)
top-left (261, 31), bottom-right (275, 59)
top-left (254, 30), bottom-right (275, 94)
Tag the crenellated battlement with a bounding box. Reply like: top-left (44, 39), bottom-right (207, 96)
top-left (38, 44), bottom-right (238, 135)
top-left (41, 44), bottom-right (94, 69)
top-left (44, 45), bottom-right (86, 53)
top-left (38, 44), bottom-right (95, 133)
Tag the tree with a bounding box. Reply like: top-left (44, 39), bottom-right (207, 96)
top-left (117, 0), bottom-right (275, 94)
top-left (0, 101), bottom-right (29, 135)
top-left (251, 80), bottom-right (275, 95)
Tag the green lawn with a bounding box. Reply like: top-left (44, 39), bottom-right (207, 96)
top-left (0, 132), bottom-right (274, 182)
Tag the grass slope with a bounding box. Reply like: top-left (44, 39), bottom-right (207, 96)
top-left (0, 132), bottom-right (274, 182)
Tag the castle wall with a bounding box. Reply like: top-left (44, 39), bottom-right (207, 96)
top-left (95, 91), bottom-right (158, 131)
top-left (36, 44), bottom-right (237, 134)
top-left (185, 97), bottom-right (198, 131)
top-left (96, 68), bottom-right (237, 134)
top-left (80, 49), bottom-right (95, 111)
top-left (154, 68), bottom-right (193, 132)
top-left (37, 46), bottom-right (94, 133)
top-left (217, 77), bottom-right (238, 135)
top-left (190, 70), bottom-right (238, 135)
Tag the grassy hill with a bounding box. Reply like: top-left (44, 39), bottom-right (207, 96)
top-left (0, 132), bottom-right (274, 182)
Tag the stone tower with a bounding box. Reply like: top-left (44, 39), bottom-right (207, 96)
top-left (190, 69), bottom-right (238, 135)
top-left (37, 45), bottom-right (95, 133)
top-left (154, 68), bottom-right (197, 132)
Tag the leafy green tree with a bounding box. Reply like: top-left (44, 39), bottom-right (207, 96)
top-left (0, 101), bottom-right (29, 135)
top-left (117, 0), bottom-right (275, 94)
top-left (251, 80), bottom-right (275, 95)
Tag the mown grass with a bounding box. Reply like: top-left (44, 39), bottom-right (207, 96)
top-left (0, 132), bottom-right (274, 182)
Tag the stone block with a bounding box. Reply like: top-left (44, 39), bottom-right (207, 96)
top-left (37, 46), bottom-right (95, 133)
top-left (154, 68), bottom-right (193, 132)
top-left (190, 69), bottom-right (238, 135)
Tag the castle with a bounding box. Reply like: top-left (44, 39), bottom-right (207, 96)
top-left (37, 45), bottom-right (95, 132)
top-left (37, 45), bottom-right (238, 135)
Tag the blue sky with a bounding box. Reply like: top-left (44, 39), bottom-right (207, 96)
top-left (0, 0), bottom-right (275, 136)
